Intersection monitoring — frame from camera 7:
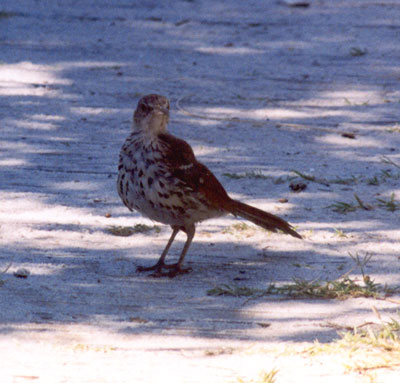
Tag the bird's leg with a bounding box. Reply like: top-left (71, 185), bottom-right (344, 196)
top-left (167, 224), bottom-right (195, 278)
top-left (137, 226), bottom-right (180, 274)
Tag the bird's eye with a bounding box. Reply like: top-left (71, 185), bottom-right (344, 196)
top-left (140, 104), bottom-right (153, 114)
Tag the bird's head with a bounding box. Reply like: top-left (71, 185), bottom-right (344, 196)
top-left (133, 94), bottom-right (170, 135)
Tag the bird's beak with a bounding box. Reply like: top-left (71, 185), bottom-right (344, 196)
top-left (153, 106), bottom-right (169, 117)
top-left (159, 107), bottom-right (169, 117)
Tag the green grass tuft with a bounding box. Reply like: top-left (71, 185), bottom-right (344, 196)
top-left (107, 224), bottom-right (160, 236)
top-left (207, 284), bottom-right (262, 297)
top-left (377, 193), bottom-right (400, 212)
top-left (329, 201), bottom-right (358, 214)
top-left (209, 253), bottom-right (397, 301)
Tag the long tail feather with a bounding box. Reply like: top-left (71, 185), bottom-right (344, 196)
top-left (228, 199), bottom-right (302, 239)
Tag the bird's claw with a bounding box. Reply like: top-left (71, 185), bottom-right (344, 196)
top-left (137, 263), bottom-right (192, 278)
top-left (167, 265), bottom-right (192, 278)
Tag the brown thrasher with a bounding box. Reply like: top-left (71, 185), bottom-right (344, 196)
top-left (117, 94), bottom-right (301, 277)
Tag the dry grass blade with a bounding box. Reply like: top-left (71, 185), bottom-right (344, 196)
top-left (381, 156), bottom-right (400, 169)
top-left (237, 368), bottom-right (278, 383)
top-left (0, 255), bottom-right (16, 286)
top-left (303, 315), bottom-right (400, 375)
top-left (354, 193), bottom-right (373, 210)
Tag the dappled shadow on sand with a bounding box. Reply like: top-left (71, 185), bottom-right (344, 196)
top-left (0, 0), bottom-right (399, 344)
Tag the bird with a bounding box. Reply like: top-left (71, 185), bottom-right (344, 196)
top-left (117, 94), bottom-right (302, 277)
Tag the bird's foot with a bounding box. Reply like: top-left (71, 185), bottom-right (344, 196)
top-left (166, 264), bottom-right (192, 278)
top-left (136, 261), bottom-right (165, 277)
top-left (136, 262), bottom-right (192, 278)
top-left (136, 263), bottom-right (162, 272)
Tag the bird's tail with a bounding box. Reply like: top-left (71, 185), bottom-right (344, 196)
top-left (228, 199), bottom-right (302, 239)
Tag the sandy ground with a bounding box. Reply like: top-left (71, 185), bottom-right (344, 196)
top-left (1, 0), bottom-right (400, 382)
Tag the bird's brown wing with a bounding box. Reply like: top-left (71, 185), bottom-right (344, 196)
top-left (158, 133), bottom-right (231, 210)
top-left (158, 133), bottom-right (302, 238)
